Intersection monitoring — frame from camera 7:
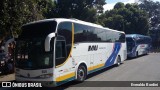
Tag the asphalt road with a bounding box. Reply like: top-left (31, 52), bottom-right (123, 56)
top-left (59, 53), bottom-right (160, 90)
top-left (0, 53), bottom-right (160, 90)
top-left (0, 74), bottom-right (15, 82)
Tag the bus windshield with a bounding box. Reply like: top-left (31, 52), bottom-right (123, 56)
top-left (15, 21), bottom-right (57, 69)
top-left (20, 21), bottom-right (57, 38)
top-left (15, 38), bottom-right (53, 70)
top-left (126, 38), bottom-right (135, 52)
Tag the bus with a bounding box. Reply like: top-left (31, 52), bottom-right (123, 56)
top-left (126, 34), bottom-right (152, 58)
top-left (15, 18), bottom-right (127, 86)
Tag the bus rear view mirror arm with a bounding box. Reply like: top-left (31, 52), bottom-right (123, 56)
top-left (45, 33), bottom-right (56, 52)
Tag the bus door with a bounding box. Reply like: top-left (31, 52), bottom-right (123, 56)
top-left (55, 36), bottom-right (73, 82)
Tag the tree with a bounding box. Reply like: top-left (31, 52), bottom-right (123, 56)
top-left (54, 0), bottom-right (106, 22)
top-left (0, 0), bottom-right (10, 40)
top-left (94, 0), bottom-right (106, 14)
top-left (40, 0), bottom-right (56, 18)
top-left (139, 0), bottom-right (160, 30)
top-left (139, 0), bottom-right (160, 47)
top-left (0, 0), bottom-right (106, 40)
top-left (0, 0), bottom-right (55, 40)
top-left (114, 2), bottom-right (125, 9)
top-left (104, 15), bottom-right (124, 31)
top-left (102, 3), bottom-right (149, 35)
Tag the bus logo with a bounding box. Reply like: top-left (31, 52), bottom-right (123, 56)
top-left (88, 45), bottom-right (98, 51)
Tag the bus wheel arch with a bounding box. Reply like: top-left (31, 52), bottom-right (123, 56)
top-left (75, 63), bottom-right (87, 82)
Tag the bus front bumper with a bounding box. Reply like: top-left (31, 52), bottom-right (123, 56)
top-left (15, 76), bottom-right (56, 87)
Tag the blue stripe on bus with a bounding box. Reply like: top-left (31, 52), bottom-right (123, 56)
top-left (105, 43), bottom-right (121, 67)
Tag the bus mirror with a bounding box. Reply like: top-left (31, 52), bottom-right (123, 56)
top-left (45, 33), bottom-right (56, 52)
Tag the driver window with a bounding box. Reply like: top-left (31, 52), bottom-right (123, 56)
top-left (55, 41), bottom-right (66, 66)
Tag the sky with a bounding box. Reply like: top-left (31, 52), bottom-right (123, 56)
top-left (103, 0), bottom-right (160, 11)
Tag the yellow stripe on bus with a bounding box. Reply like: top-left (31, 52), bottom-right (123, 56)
top-left (88, 63), bottom-right (105, 71)
top-left (56, 63), bottom-right (104, 82)
top-left (56, 72), bottom-right (75, 82)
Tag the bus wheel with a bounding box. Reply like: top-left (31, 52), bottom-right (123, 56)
top-left (76, 65), bottom-right (87, 82)
top-left (136, 51), bottom-right (138, 57)
top-left (116, 56), bottom-right (121, 66)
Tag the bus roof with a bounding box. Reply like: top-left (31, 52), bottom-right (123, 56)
top-left (126, 34), bottom-right (151, 39)
top-left (23, 18), bottom-right (125, 34)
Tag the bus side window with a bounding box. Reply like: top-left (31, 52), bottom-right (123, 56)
top-left (57, 22), bottom-right (72, 59)
top-left (55, 41), bottom-right (66, 66)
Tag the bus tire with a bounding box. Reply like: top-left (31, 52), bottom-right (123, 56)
top-left (116, 56), bottom-right (121, 66)
top-left (136, 51), bottom-right (138, 57)
top-left (76, 65), bottom-right (87, 82)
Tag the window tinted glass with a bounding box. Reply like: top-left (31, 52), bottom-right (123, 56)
top-left (94, 28), bottom-right (106, 42)
top-left (74, 23), bottom-right (125, 43)
top-left (56, 41), bottom-right (66, 58)
top-left (20, 21), bottom-right (57, 38)
top-left (55, 41), bottom-right (66, 66)
top-left (74, 23), bottom-right (88, 42)
top-left (119, 33), bottom-right (125, 42)
top-left (56, 22), bottom-right (72, 66)
top-left (126, 38), bottom-right (134, 42)
top-left (58, 22), bottom-right (72, 44)
top-left (57, 22), bottom-right (72, 56)
top-left (15, 38), bottom-right (53, 69)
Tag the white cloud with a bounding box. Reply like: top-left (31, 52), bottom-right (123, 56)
top-left (103, 3), bottom-right (115, 11)
top-left (103, 0), bottom-right (136, 11)
top-left (103, 0), bottom-right (160, 11)
top-left (123, 0), bottom-right (135, 4)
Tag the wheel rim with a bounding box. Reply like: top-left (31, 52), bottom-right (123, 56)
top-left (78, 68), bottom-right (85, 81)
top-left (117, 57), bottom-right (121, 65)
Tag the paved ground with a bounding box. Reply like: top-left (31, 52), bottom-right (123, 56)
top-left (61, 53), bottom-right (160, 90)
top-left (0, 74), bottom-right (15, 82)
top-left (0, 53), bottom-right (160, 90)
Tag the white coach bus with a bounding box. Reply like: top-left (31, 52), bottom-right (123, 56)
top-left (15, 18), bottom-right (127, 86)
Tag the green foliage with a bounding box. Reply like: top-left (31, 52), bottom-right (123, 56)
top-left (0, 0), bottom-right (151, 40)
top-left (114, 2), bottom-right (125, 9)
top-left (0, 0), bottom-right (10, 39)
top-left (0, 0), bottom-right (55, 39)
top-left (54, 0), bottom-right (106, 22)
top-left (101, 3), bottom-right (149, 35)
top-left (104, 15), bottom-right (124, 31)
top-left (139, 0), bottom-right (160, 29)
top-left (94, 0), bottom-right (106, 13)
top-left (0, 0), bottom-right (106, 40)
